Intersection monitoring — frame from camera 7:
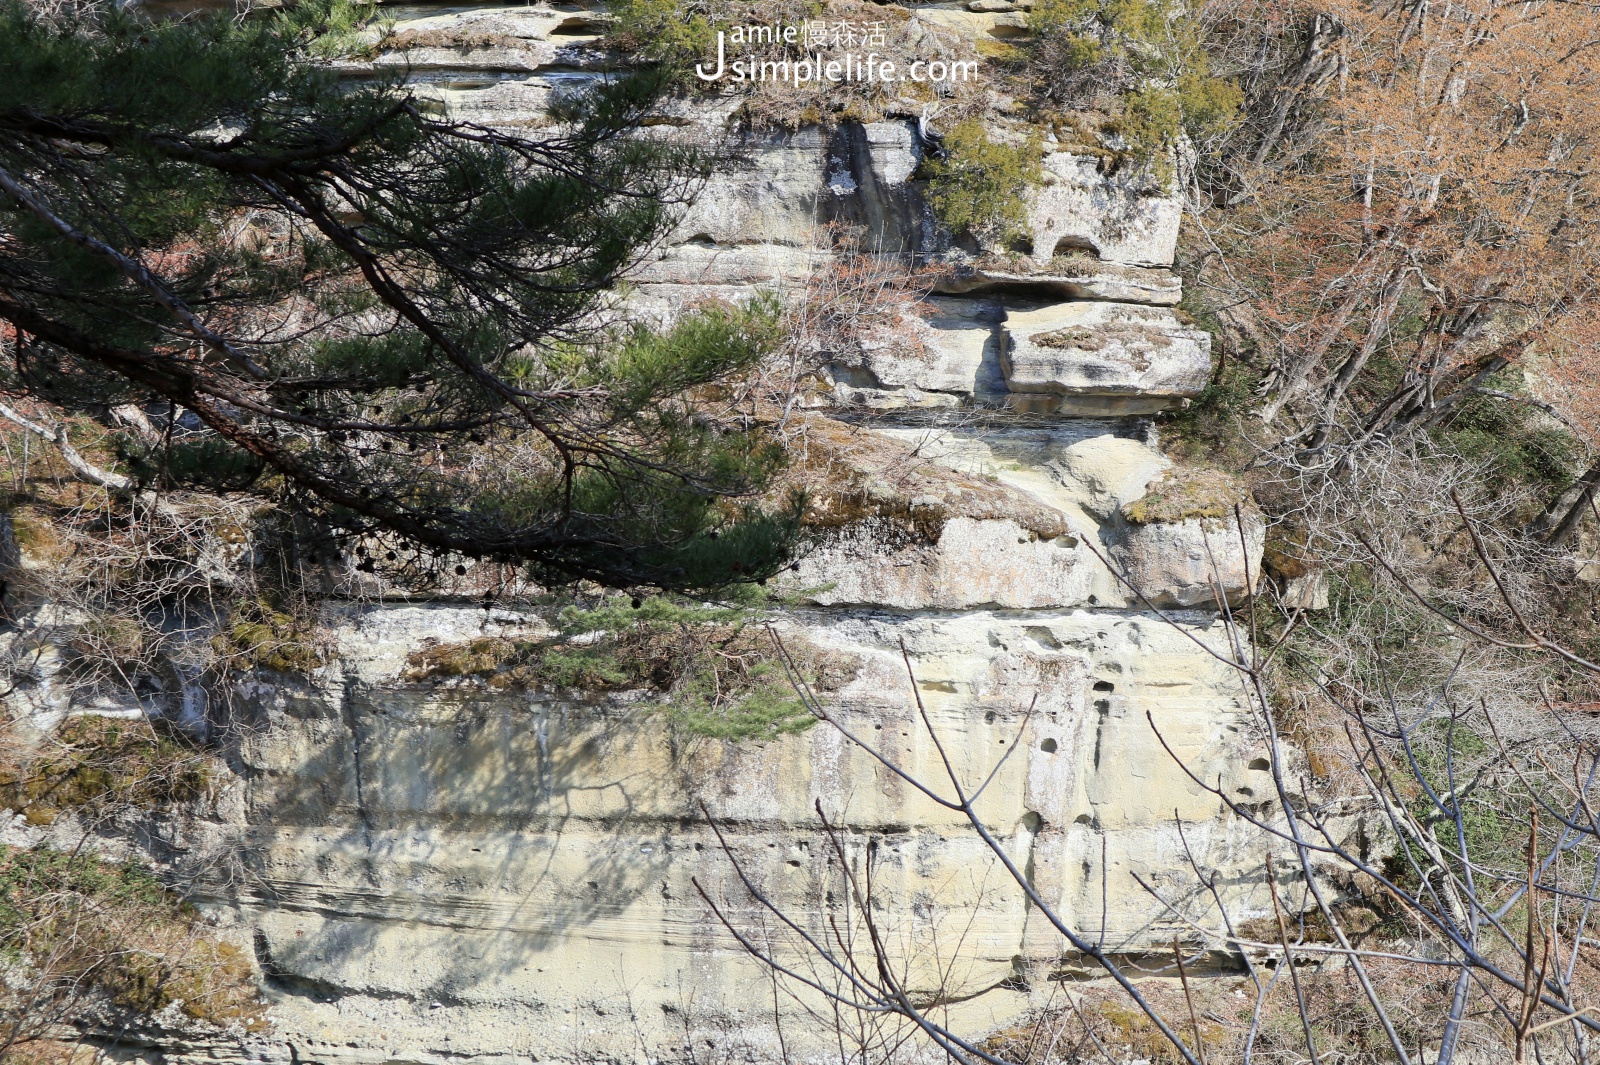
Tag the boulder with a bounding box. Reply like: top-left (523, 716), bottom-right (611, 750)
top-left (831, 296), bottom-right (1004, 398)
top-left (1119, 513), bottom-right (1266, 608)
top-left (1118, 468), bottom-right (1266, 607)
top-left (794, 515), bottom-right (1091, 609)
top-left (1050, 435), bottom-right (1173, 519)
top-left (778, 418), bottom-right (1096, 609)
top-left (1282, 570), bottom-right (1330, 610)
top-left (1002, 302), bottom-right (1211, 401)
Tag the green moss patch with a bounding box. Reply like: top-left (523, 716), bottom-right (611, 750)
top-left (1124, 466), bottom-right (1252, 526)
top-left (5, 504), bottom-right (65, 563)
top-left (212, 599), bottom-right (326, 674)
top-left (0, 716), bottom-right (209, 827)
top-left (404, 594), bottom-right (858, 742)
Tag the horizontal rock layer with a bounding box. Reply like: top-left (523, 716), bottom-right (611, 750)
top-left (183, 605), bottom-right (1281, 1063)
top-left (0, 5), bottom-right (1302, 1064)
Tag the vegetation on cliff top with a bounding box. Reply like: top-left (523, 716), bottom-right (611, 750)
top-left (403, 591), bottom-right (857, 741)
top-left (1027, 0), bottom-right (1241, 162)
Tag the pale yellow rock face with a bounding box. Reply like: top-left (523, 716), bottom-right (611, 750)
top-left (1002, 303), bottom-right (1213, 400)
top-left (198, 607), bottom-right (1282, 1064)
top-left (1119, 514), bottom-right (1269, 608)
top-left (1029, 152), bottom-right (1185, 267)
top-left (794, 516), bottom-right (1091, 609)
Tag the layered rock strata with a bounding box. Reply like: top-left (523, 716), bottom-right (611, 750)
top-left (3, 5), bottom-right (1304, 1063)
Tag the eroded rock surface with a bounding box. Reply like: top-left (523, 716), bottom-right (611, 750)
top-left (180, 605), bottom-right (1281, 1065)
top-left (1002, 302), bottom-right (1212, 402)
top-left (0, 5), bottom-right (1311, 1064)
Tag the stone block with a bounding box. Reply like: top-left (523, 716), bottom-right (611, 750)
top-left (1001, 302), bottom-right (1211, 400)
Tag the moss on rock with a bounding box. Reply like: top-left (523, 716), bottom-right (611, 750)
top-left (788, 415), bottom-right (1072, 546)
top-left (0, 716), bottom-right (210, 827)
top-left (212, 599), bottom-right (326, 674)
top-left (1123, 466), bottom-right (1253, 526)
top-left (0, 845), bottom-right (265, 1032)
top-left (403, 594), bottom-right (859, 743)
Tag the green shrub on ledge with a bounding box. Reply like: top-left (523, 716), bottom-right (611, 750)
top-left (925, 120), bottom-right (1044, 245)
top-left (1027, 0), bottom-right (1240, 165)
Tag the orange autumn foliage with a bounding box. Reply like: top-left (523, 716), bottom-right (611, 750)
top-left (1195, 0), bottom-right (1600, 459)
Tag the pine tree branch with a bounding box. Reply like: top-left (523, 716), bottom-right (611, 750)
top-left (0, 161), bottom-right (269, 380)
top-left (0, 398), bottom-right (130, 491)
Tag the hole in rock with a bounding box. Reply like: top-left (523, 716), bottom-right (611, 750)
top-left (1005, 234), bottom-right (1034, 256)
top-left (1247, 757), bottom-right (1271, 771)
top-left (1092, 680), bottom-right (1115, 692)
top-left (1046, 235), bottom-right (1101, 261)
top-left (984, 710), bottom-right (997, 723)
top-left (551, 16), bottom-right (602, 35)
top-left (1040, 737), bottom-right (1058, 753)
top-left (683, 233), bottom-right (718, 247)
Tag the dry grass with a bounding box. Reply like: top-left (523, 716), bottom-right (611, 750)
top-left (0, 843), bottom-right (266, 1056)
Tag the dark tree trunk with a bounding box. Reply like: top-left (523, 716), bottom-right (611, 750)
top-left (1532, 456), bottom-right (1600, 547)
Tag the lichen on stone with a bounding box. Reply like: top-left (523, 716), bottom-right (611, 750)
top-left (787, 414), bottom-right (1072, 546)
top-left (1031, 326), bottom-right (1105, 351)
top-left (1123, 465), bottom-right (1253, 526)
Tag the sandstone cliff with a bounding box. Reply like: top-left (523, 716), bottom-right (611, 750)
top-left (1, 5), bottom-right (1317, 1062)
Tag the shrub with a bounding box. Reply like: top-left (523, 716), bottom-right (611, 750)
top-left (1434, 373), bottom-right (1583, 512)
top-left (0, 846), bottom-right (264, 1043)
top-left (1027, 0), bottom-right (1240, 164)
top-left (605, 0), bottom-right (717, 74)
top-left (924, 119), bottom-right (1043, 245)
top-left (211, 598), bottom-right (326, 675)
